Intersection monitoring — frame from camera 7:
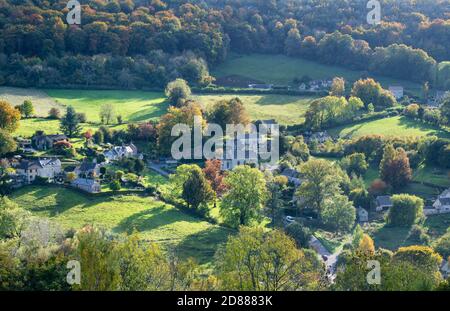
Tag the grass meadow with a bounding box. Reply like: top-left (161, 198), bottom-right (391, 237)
top-left (212, 54), bottom-right (422, 96)
top-left (11, 186), bottom-right (233, 265)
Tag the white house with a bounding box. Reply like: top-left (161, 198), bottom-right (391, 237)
top-left (358, 207), bottom-right (369, 222)
top-left (424, 189), bottom-right (450, 216)
top-left (388, 86), bottom-right (404, 100)
top-left (71, 178), bottom-right (101, 193)
top-left (104, 143), bottom-right (141, 162)
top-left (15, 158), bottom-right (62, 184)
top-left (220, 132), bottom-right (259, 171)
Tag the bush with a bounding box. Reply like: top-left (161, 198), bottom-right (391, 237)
top-left (109, 180), bottom-right (121, 191)
top-left (387, 194), bottom-right (424, 227)
top-left (285, 222), bottom-right (312, 248)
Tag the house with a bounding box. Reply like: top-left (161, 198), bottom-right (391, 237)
top-left (71, 178), bottom-right (101, 193)
top-left (15, 158), bottom-right (62, 184)
top-left (424, 188), bottom-right (450, 216)
top-left (74, 160), bottom-right (102, 178)
top-left (299, 83), bottom-right (307, 91)
top-left (358, 207), bottom-right (369, 222)
top-left (388, 86), bottom-right (404, 100)
top-left (220, 133), bottom-right (259, 171)
top-left (375, 195), bottom-right (393, 212)
top-left (32, 133), bottom-right (68, 151)
top-left (104, 143), bottom-right (141, 162)
top-left (281, 168), bottom-right (302, 187)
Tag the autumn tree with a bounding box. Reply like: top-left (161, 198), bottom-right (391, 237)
top-left (157, 102), bottom-right (205, 156)
top-left (220, 166), bottom-right (268, 228)
top-left (165, 79), bottom-right (191, 107)
top-left (330, 77), bottom-right (345, 96)
top-left (351, 78), bottom-right (396, 109)
top-left (207, 97), bottom-right (250, 130)
top-left (202, 159), bottom-right (226, 207)
top-left (379, 144), bottom-right (412, 189)
top-left (0, 100), bottom-right (21, 133)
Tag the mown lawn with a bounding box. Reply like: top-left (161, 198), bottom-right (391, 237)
top-left (45, 89), bottom-right (169, 123)
top-left (11, 186), bottom-right (233, 264)
top-left (212, 54), bottom-right (422, 95)
top-left (329, 116), bottom-right (450, 139)
top-left (194, 93), bottom-right (316, 125)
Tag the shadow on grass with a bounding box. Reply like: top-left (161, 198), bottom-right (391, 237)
top-left (114, 205), bottom-right (204, 235)
top-left (174, 226), bottom-right (236, 265)
top-left (254, 95), bottom-right (315, 107)
top-left (127, 102), bottom-right (170, 122)
top-left (372, 225), bottom-right (411, 250)
top-left (397, 116), bottom-right (450, 139)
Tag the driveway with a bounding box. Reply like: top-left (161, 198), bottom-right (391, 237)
top-left (309, 236), bottom-right (341, 282)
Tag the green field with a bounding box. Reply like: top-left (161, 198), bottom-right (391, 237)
top-left (15, 118), bottom-right (129, 138)
top-left (194, 94), bottom-right (316, 125)
top-left (45, 89), bottom-right (169, 123)
top-left (11, 186), bottom-right (233, 264)
top-left (329, 116), bottom-right (450, 139)
top-left (212, 54), bottom-right (422, 95)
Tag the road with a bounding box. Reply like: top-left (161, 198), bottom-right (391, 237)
top-left (309, 236), bottom-right (341, 282)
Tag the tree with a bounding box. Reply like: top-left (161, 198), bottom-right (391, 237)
top-left (330, 77), bottom-right (345, 96)
top-left (434, 231), bottom-right (450, 259)
top-left (100, 103), bottom-right (116, 125)
top-left (295, 159), bottom-right (341, 214)
top-left (341, 153), bottom-right (368, 176)
top-left (441, 95), bottom-right (450, 125)
top-left (387, 194), bottom-right (424, 227)
top-left (0, 100), bottom-right (21, 132)
top-left (181, 167), bottom-right (214, 215)
top-left (0, 130), bottom-right (17, 156)
top-left (220, 166), bottom-right (268, 228)
top-left (21, 100), bottom-right (34, 118)
top-left (356, 234), bottom-right (375, 257)
top-left (266, 175), bottom-right (287, 225)
top-left (73, 226), bottom-right (121, 290)
top-left (60, 106), bottom-right (81, 137)
top-left (165, 79), bottom-right (191, 107)
top-left (379, 145), bottom-right (412, 189)
top-left (351, 78), bottom-right (396, 109)
top-left (0, 197), bottom-right (28, 239)
top-left (284, 28), bottom-right (302, 56)
top-left (216, 227), bottom-right (323, 291)
top-left (93, 130), bottom-right (104, 144)
top-left (207, 97), bottom-right (250, 130)
top-left (285, 222), bottom-right (312, 248)
top-left (109, 180), bottom-right (121, 191)
top-left (157, 102), bottom-right (205, 156)
top-left (320, 194), bottom-right (356, 232)
top-left (289, 136), bottom-right (310, 162)
top-left (202, 159), bottom-right (226, 208)
top-left (48, 107), bottom-right (61, 119)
